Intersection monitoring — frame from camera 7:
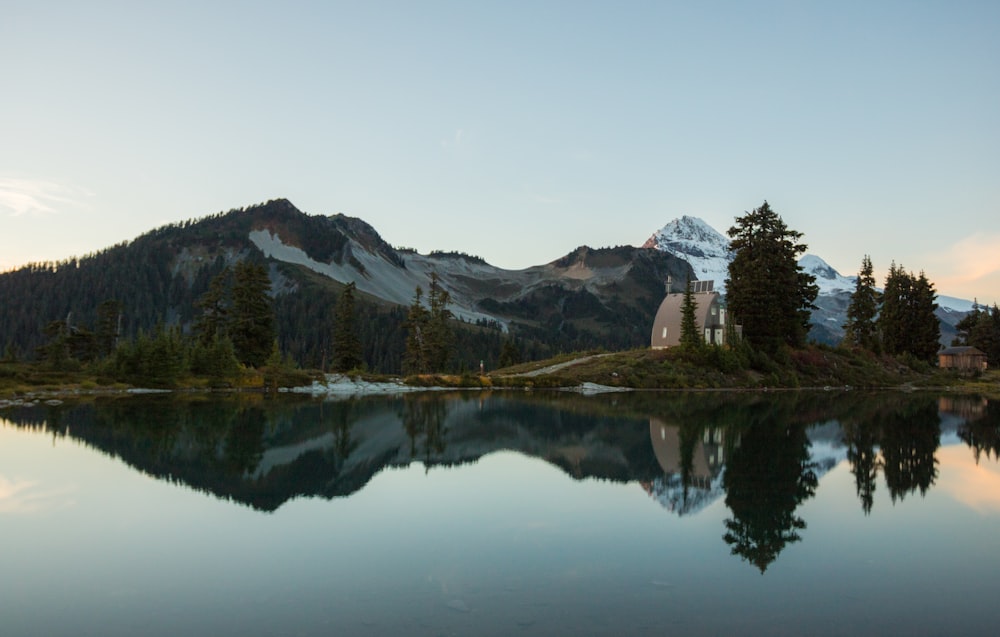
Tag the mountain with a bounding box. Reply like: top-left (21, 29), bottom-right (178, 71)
top-left (0, 198), bottom-right (692, 370)
top-left (641, 215), bottom-right (732, 292)
top-left (643, 216), bottom-right (974, 346)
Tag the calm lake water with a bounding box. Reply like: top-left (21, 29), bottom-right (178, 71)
top-left (2, 390), bottom-right (998, 636)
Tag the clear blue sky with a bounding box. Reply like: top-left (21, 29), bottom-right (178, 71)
top-left (2, 1), bottom-right (997, 302)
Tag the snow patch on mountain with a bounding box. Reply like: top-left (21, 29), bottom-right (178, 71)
top-left (642, 216), bottom-right (858, 297)
top-left (798, 254), bottom-right (856, 295)
top-left (642, 216), bottom-right (733, 292)
top-left (249, 229), bottom-right (508, 328)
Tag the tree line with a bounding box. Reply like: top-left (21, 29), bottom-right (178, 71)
top-left (705, 201), bottom-right (943, 365)
top-left (842, 257), bottom-right (940, 362)
top-left (954, 302), bottom-right (1000, 365)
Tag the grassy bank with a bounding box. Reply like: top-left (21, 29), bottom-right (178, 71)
top-left (2, 344), bottom-right (997, 400)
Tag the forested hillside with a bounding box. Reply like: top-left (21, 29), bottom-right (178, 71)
top-left (0, 199), bottom-right (690, 373)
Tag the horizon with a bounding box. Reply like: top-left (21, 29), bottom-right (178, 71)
top-left (2, 2), bottom-right (997, 303)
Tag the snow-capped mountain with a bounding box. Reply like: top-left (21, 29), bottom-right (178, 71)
top-left (642, 216), bottom-right (733, 292)
top-left (643, 215), bottom-right (973, 345)
top-left (798, 254), bottom-right (856, 295)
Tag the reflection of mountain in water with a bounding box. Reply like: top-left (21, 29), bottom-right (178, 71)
top-left (0, 394), bottom-right (663, 511)
top-left (0, 391), bottom-right (992, 519)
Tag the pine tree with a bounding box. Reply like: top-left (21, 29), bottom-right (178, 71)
top-left (679, 278), bottom-right (702, 349)
top-left (725, 201), bottom-right (818, 354)
top-left (843, 255), bottom-right (880, 350)
top-left (402, 274), bottom-right (455, 374)
top-left (229, 260), bottom-right (275, 368)
top-left (877, 264), bottom-right (939, 361)
top-left (878, 262), bottom-right (909, 356)
top-left (195, 269), bottom-right (230, 345)
top-left (424, 273), bottom-right (454, 372)
top-left (911, 271), bottom-right (940, 361)
top-left (978, 305), bottom-right (997, 363)
top-left (95, 299), bottom-right (122, 358)
top-left (332, 282), bottom-right (363, 372)
top-left (403, 286), bottom-right (429, 375)
top-left (498, 339), bottom-right (522, 368)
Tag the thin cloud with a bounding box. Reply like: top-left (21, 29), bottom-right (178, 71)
top-left (440, 128), bottom-right (467, 150)
top-left (0, 475), bottom-right (76, 514)
top-left (931, 233), bottom-right (1000, 297)
top-left (0, 177), bottom-right (91, 217)
top-left (937, 446), bottom-right (1000, 515)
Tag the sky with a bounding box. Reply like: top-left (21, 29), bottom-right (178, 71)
top-left (2, 1), bottom-right (998, 303)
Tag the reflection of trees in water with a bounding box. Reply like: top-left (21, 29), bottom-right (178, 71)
top-left (957, 399), bottom-right (1000, 465)
top-left (843, 420), bottom-right (879, 515)
top-left (321, 399), bottom-right (358, 462)
top-left (401, 395), bottom-right (448, 464)
top-left (880, 400), bottom-right (940, 502)
top-left (841, 394), bottom-right (941, 512)
top-left (722, 420), bottom-right (818, 573)
top-left (7, 390), bottom-right (992, 527)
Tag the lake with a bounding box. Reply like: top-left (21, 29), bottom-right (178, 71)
top-left (2, 390), bottom-right (998, 636)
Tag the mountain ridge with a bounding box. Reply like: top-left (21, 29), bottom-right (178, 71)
top-left (0, 198), bottom-right (692, 371)
top-left (0, 198), bottom-right (974, 365)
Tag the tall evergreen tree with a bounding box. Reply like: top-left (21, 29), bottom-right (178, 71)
top-left (195, 269), bottom-right (230, 345)
top-left (403, 286), bottom-right (429, 375)
top-left (679, 278), bottom-right (702, 349)
top-left (843, 255), bottom-right (880, 350)
top-left (911, 271), bottom-right (940, 361)
top-left (878, 264), bottom-right (939, 361)
top-left (725, 201), bottom-right (818, 353)
top-left (402, 274), bottom-right (455, 374)
top-left (956, 303), bottom-right (1000, 365)
top-left (332, 282), bottom-right (363, 372)
top-left (424, 272), bottom-right (454, 371)
top-left (229, 260), bottom-right (275, 368)
top-left (95, 299), bottom-right (122, 358)
top-left (498, 339), bottom-right (522, 368)
top-left (878, 262), bottom-right (909, 356)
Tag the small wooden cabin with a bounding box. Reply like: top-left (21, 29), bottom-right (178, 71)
top-left (938, 346), bottom-right (988, 371)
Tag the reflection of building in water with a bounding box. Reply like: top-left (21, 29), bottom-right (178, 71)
top-left (939, 396), bottom-right (988, 420)
top-left (641, 418), bottom-right (735, 515)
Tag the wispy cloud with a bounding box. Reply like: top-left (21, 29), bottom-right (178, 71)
top-left (937, 446), bottom-right (1000, 515)
top-left (440, 128), bottom-right (467, 150)
top-left (931, 233), bottom-right (1000, 298)
top-left (0, 475), bottom-right (76, 515)
top-left (0, 177), bottom-right (91, 217)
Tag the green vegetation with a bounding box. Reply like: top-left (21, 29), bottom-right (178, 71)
top-left (488, 344), bottom-right (993, 392)
top-left (403, 273), bottom-right (454, 374)
top-left (331, 282), bottom-right (363, 372)
top-left (229, 260), bottom-right (277, 368)
top-left (878, 263), bottom-right (939, 362)
top-left (679, 278), bottom-right (702, 350)
top-left (725, 201), bottom-right (818, 353)
top-left (955, 302), bottom-right (1000, 365)
top-left (842, 254), bottom-right (880, 351)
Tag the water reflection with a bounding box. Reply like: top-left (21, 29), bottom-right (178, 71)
top-left (2, 389), bottom-right (999, 574)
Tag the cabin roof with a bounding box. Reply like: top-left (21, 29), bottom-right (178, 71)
top-left (939, 346), bottom-right (986, 356)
